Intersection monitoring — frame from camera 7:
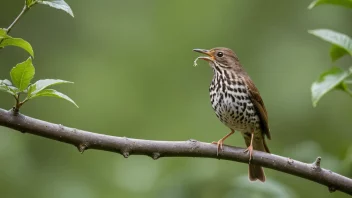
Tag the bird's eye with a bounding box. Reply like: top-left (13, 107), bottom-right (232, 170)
top-left (217, 52), bottom-right (223, 57)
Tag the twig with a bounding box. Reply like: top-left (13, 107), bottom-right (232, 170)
top-left (6, 4), bottom-right (29, 34)
top-left (0, 2), bottom-right (32, 45)
top-left (0, 108), bottom-right (351, 195)
top-left (312, 156), bottom-right (321, 168)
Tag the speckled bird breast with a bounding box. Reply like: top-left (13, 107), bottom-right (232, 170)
top-left (209, 71), bottom-right (261, 133)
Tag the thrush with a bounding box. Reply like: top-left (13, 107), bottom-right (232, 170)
top-left (193, 47), bottom-right (271, 182)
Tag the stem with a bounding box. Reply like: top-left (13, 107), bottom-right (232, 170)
top-left (0, 2), bottom-right (31, 45)
top-left (6, 4), bottom-right (30, 34)
top-left (13, 94), bottom-right (21, 115)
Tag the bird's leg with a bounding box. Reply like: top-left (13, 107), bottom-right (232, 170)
top-left (244, 131), bottom-right (254, 161)
top-left (211, 129), bottom-right (235, 156)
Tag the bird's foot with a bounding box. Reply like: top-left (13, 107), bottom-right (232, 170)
top-left (211, 140), bottom-right (224, 156)
top-left (244, 145), bottom-right (253, 162)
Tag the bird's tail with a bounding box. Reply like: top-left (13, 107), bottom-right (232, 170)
top-left (244, 134), bottom-right (270, 182)
top-left (248, 164), bottom-right (265, 182)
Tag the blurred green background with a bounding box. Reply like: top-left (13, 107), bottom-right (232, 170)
top-left (1, 0), bottom-right (352, 198)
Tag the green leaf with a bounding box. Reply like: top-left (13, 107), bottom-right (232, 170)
top-left (27, 79), bottom-right (73, 97)
top-left (0, 28), bottom-right (10, 39)
top-left (26, 0), bottom-right (37, 7)
top-left (308, 0), bottom-right (352, 9)
top-left (338, 82), bottom-right (352, 97)
top-left (308, 29), bottom-right (352, 56)
top-left (10, 57), bottom-right (35, 92)
top-left (330, 44), bottom-right (349, 62)
top-left (311, 67), bottom-right (352, 107)
top-left (38, 0), bottom-right (74, 17)
top-left (0, 80), bottom-right (19, 96)
top-left (0, 79), bottom-right (12, 86)
top-left (0, 38), bottom-right (34, 57)
top-left (0, 85), bottom-right (17, 96)
top-left (31, 89), bottom-right (78, 107)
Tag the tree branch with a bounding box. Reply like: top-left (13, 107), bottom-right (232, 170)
top-left (0, 108), bottom-right (351, 195)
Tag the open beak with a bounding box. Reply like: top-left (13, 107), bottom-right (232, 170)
top-left (193, 49), bottom-right (214, 62)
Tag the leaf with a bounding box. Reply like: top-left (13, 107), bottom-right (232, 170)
top-left (311, 67), bottom-right (352, 107)
top-left (0, 28), bottom-right (10, 39)
top-left (27, 79), bottom-right (73, 97)
top-left (336, 82), bottom-right (352, 98)
top-left (26, 0), bottom-right (37, 7)
top-left (330, 45), bottom-right (349, 62)
top-left (0, 80), bottom-right (19, 96)
top-left (0, 79), bottom-right (12, 86)
top-left (308, 0), bottom-right (352, 9)
top-left (10, 57), bottom-right (35, 92)
top-left (31, 89), bottom-right (78, 107)
top-left (0, 85), bottom-right (17, 96)
top-left (308, 29), bottom-right (352, 56)
top-left (38, 0), bottom-right (74, 17)
top-left (0, 38), bottom-right (34, 57)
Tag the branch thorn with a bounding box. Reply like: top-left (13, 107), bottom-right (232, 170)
top-left (312, 156), bottom-right (322, 169)
top-left (328, 186), bottom-right (336, 193)
top-left (78, 143), bottom-right (88, 154)
top-left (287, 158), bottom-right (294, 165)
top-left (152, 152), bottom-right (160, 160)
top-left (123, 152), bottom-right (129, 158)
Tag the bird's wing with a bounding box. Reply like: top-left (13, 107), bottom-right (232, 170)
top-left (245, 77), bottom-right (271, 140)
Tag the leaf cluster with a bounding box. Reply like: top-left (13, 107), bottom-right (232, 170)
top-left (308, 0), bottom-right (352, 106)
top-left (0, 0), bottom-right (77, 113)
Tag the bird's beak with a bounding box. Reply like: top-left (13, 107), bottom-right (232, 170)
top-left (193, 49), bottom-right (214, 61)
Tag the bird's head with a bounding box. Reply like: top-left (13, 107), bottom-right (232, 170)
top-left (193, 47), bottom-right (241, 72)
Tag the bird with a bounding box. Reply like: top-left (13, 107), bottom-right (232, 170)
top-left (193, 47), bottom-right (271, 182)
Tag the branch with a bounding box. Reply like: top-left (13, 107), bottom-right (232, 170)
top-left (0, 108), bottom-right (351, 195)
top-left (5, 4), bottom-right (29, 35)
top-left (0, 3), bottom-right (30, 46)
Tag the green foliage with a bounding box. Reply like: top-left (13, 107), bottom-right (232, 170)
top-left (1, 57), bottom-right (78, 109)
top-left (0, 38), bottom-right (34, 57)
top-left (10, 57), bottom-right (35, 92)
top-left (0, 29), bottom-right (10, 39)
top-left (25, 0), bottom-right (74, 17)
top-left (26, 0), bottom-right (36, 7)
top-left (311, 67), bottom-right (352, 106)
top-left (27, 79), bottom-right (73, 96)
top-left (308, 29), bottom-right (352, 61)
top-left (0, 0), bottom-right (76, 112)
top-left (330, 45), bottom-right (349, 62)
top-left (0, 29), bottom-right (34, 57)
top-left (29, 89), bottom-right (78, 107)
top-left (0, 79), bottom-right (18, 96)
top-left (308, 1), bottom-right (352, 107)
top-left (308, 0), bottom-right (352, 9)
top-left (37, 0), bottom-right (74, 17)
top-left (26, 79), bottom-right (77, 107)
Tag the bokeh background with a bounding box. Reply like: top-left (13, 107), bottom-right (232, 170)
top-left (1, 0), bottom-right (352, 198)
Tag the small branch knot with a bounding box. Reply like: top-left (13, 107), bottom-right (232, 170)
top-left (152, 152), bottom-right (160, 160)
top-left (11, 107), bottom-right (19, 116)
top-left (78, 143), bottom-right (88, 154)
top-left (312, 156), bottom-right (322, 170)
top-left (122, 151), bottom-right (129, 158)
top-left (329, 186), bottom-right (336, 193)
top-left (287, 158), bottom-right (294, 165)
top-left (188, 139), bottom-right (201, 152)
top-left (58, 124), bottom-right (64, 129)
